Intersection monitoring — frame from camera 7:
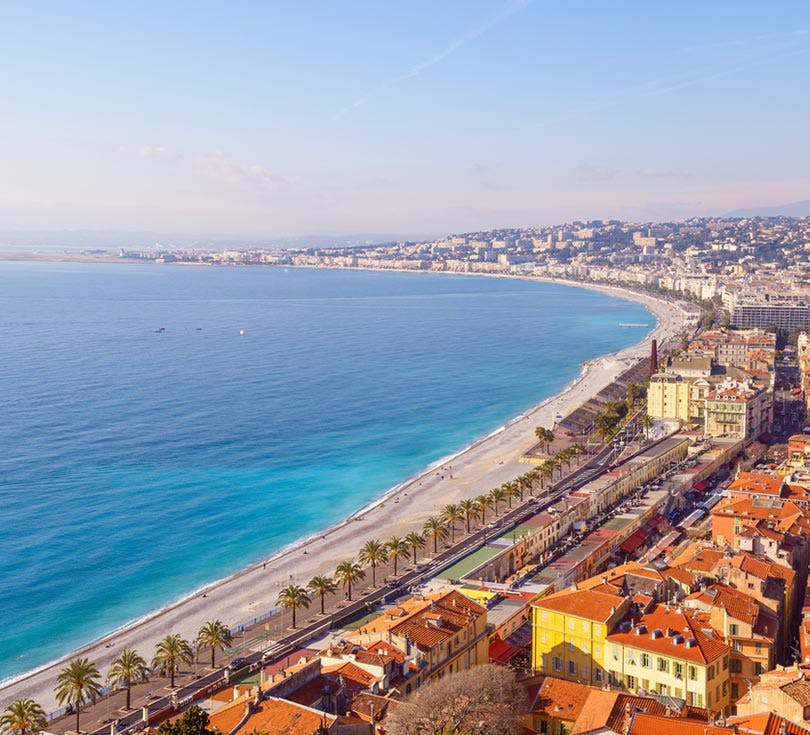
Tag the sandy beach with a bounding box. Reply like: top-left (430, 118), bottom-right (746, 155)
top-left (0, 278), bottom-right (691, 712)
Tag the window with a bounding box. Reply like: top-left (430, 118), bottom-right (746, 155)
top-left (582, 665), bottom-right (589, 679)
top-left (542, 654), bottom-right (548, 669)
top-left (569, 619), bottom-right (575, 630)
top-left (708, 665), bottom-right (714, 679)
top-left (723, 656), bottom-right (728, 670)
top-left (755, 662), bottom-right (765, 675)
top-left (755, 642), bottom-right (762, 655)
top-left (583, 621), bottom-right (589, 632)
top-left (540, 721), bottom-right (548, 734)
top-left (641, 679), bottom-right (650, 692)
top-left (626, 675), bottom-right (636, 690)
top-left (657, 657), bottom-right (669, 673)
top-left (595, 645), bottom-right (602, 658)
top-left (723, 681), bottom-right (729, 696)
top-left (732, 640), bottom-right (742, 652)
top-left (674, 687), bottom-right (683, 699)
top-left (568, 660), bottom-right (577, 675)
top-left (674, 662), bottom-right (683, 678)
top-left (594, 669), bottom-right (603, 683)
top-left (612, 646), bottom-right (620, 661)
top-left (541, 632), bottom-right (547, 644)
top-left (731, 684), bottom-right (739, 700)
top-left (688, 666), bottom-right (697, 681)
top-left (730, 658), bottom-right (742, 673)
top-left (553, 656), bottom-right (562, 672)
top-left (541, 611), bottom-right (548, 622)
top-left (641, 653), bottom-right (651, 668)
top-left (729, 623), bottom-right (739, 636)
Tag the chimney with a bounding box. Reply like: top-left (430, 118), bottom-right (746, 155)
top-left (651, 339), bottom-right (659, 374)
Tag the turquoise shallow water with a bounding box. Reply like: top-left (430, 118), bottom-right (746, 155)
top-left (0, 263), bottom-right (652, 681)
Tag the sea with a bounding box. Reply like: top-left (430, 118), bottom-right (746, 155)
top-left (0, 262), bottom-right (653, 682)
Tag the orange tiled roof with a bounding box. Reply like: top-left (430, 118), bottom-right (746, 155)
top-left (533, 588), bottom-right (625, 623)
top-left (728, 472), bottom-right (783, 498)
top-left (532, 677), bottom-right (595, 721)
top-left (728, 712), bottom-right (810, 735)
top-left (628, 712), bottom-right (734, 735)
top-left (390, 589), bottom-right (486, 651)
top-left (233, 697), bottom-right (338, 735)
top-left (608, 603), bottom-right (730, 664)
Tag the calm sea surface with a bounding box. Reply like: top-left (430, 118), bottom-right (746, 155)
top-left (0, 262), bottom-right (652, 680)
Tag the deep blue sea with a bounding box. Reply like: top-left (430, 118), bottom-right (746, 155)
top-left (0, 262), bottom-right (652, 681)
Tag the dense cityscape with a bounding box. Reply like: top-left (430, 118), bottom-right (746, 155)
top-left (3, 215), bottom-right (807, 735)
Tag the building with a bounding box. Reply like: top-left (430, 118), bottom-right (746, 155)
top-left (648, 373), bottom-right (691, 423)
top-left (704, 378), bottom-right (772, 442)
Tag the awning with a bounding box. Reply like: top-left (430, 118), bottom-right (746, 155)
top-left (693, 480), bottom-right (709, 492)
top-left (619, 529), bottom-right (648, 554)
top-left (489, 638), bottom-right (522, 665)
top-left (646, 514), bottom-right (665, 528)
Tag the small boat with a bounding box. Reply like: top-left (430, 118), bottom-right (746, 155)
top-left (239, 329), bottom-right (246, 335)
top-left (155, 327), bottom-right (166, 333)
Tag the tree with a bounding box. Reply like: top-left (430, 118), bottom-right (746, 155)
top-left (276, 584), bottom-right (311, 629)
top-left (107, 648), bottom-right (149, 710)
top-left (539, 461), bottom-right (554, 491)
top-left (488, 486), bottom-right (505, 516)
top-left (195, 620), bottom-right (233, 669)
top-left (423, 516), bottom-right (449, 554)
top-left (405, 531), bottom-right (426, 564)
top-left (334, 560), bottom-right (365, 601)
top-left (502, 481), bottom-right (518, 509)
top-left (151, 635), bottom-right (193, 688)
top-left (384, 664), bottom-right (528, 735)
top-left (458, 498), bottom-right (476, 533)
top-left (0, 699), bottom-right (47, 735)
top-left (640, 413), bottom-right (654, 440)
top-left (534, 426), bottom-right (554, 453)
top-left (474, 494), bottom-right (492, 525)
top-left (441, 504), bottom-right (462, 543)
top-left (385, 536), bottom-right (410, 577)
top-left (54, 658), bottom-right (102, 734)
top-left (358, 538), bottom-right (388, 587)
top-left (157, 705), bottom-right (216, 735)
top-left (307, 575), bottom-right (338, 615)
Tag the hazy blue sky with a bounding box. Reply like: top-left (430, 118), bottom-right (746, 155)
top-left (1, 1), bottom-right (809, 238)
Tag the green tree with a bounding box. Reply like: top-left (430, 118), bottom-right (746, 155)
top-left (307, 575), bottom-right (338, 615)
top-left (157, 705), bottom-right (216, 735)
top-left (358, 538), bottom-right (389, 587)
top-left (441, 504), bottom-right (462, 543)
top-left (276, 584), bottom-right (311, 629)
top-left (54, 658), bottom-right (102, 733)
top-left (107, 648), bottom-right (149, 710)
top-left (334, 560), bottom-right (365, 601)
top-left (488, 486), bottom-right (506, 516)
top-left (474, 494), bottom-right (492, 525)
top-left (152, 635), bottom-right (193, 688)
top-left (423, 516), bottom-right (449, 554)
top-left (195, 620), bottom-right (233, 669)
top-left (0, 699), bottom-right (47, 735)
top-left (539, 461), bottom-right (554, 490)
top-left (405, 531), bottom-right (426, 564)
top-left (640, 413), bottom-right (654, 440)
top-left (458, 498), bottom-right (476, 533)
top-left (385, 536), bottom-right (410, 577)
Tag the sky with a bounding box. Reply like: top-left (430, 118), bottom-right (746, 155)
top-left (1, 0), bottom-right (809, 240)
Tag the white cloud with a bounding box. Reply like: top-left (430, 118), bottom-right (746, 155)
top-left (638, 167), bottom-right (689, 178)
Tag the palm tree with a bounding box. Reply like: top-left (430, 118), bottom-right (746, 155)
top-left (535, 426), bottom-right (554, 453)
top-left (358, 538), bottom-right (388, 587)
top-left (640, 413), bottom-right (654, 440)
top-left (1, 699), bottom-right (47, 735)
top-left (423, 516), bottom-right (449, 554)
top-left (474, 494), bottom-right (493, 525)
top-left (54, 658), bottom-right (102, 733)
top-left (489, 486), bottom-right (506, 516)
top-left (385, 537), bottom-right (410, 577)
top-left (107, 648), bottom-right (149, 710)
top-left (458, 498), bottom-right (476, 533)
top-left (195, 620), bottom-right (233, 669)
top-left (307, 575), bottom-right (338, 615)
top-left (404, 531), bottom-right (426, 564)
top-left (558, 447), bottom-right (573, 470)
top-left (539, 461), bottom-right (554, 491)
top-left (334, 560), bottom-right (365, 601)
top-left (151, 634), bottom-right (193, 688)
top-left (276, 584), bottom-right (311, 629)
top-left (441, 504), bottom-right (462, 543)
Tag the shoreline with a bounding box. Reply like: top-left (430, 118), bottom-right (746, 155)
top-left (0, 269), bottom-right (690, 711)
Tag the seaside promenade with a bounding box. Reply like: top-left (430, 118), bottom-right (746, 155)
top-left (0, 283), bottom-right (690, 720)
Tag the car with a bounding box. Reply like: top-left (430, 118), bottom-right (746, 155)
top-left (228, 657), bottom-right (247, 672)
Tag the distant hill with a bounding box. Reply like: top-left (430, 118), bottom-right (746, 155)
top-left (728, 199), bottom-right (810, 217)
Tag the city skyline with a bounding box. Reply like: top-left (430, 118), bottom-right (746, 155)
top-left (2, 1), bottom-right (810, 238)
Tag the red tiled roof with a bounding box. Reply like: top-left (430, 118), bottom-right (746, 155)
top-left (489, 637), bottom-right (521, 664)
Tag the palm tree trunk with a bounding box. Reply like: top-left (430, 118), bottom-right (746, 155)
top-left (393, 557), bottom-right (398, 576)
top-left (412, 544), bottom-right (418, 562)
top-left (127, 683), bottom-right (132, 710)
top-left (465, 514), bottom-right (471, 533)
top-left (76, 704), bottom-right (80, 734)
top-left (170, 661), bottom-right (175, 688)
top-left (292, 605), bottom-right (296, 629)
top-left (371, 563), bottom-right (376, 587)
top-left (211, 647), bottom-right (215, 669)
top-left (320, 593), bottom-right (325, 615)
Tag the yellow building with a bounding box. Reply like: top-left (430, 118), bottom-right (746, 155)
top-left (647, 373), bottom-right (691, 423)
top-left (531, 588), bottom-right (630, 685)
top-left (605, 604), bottom-right (731, 712)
